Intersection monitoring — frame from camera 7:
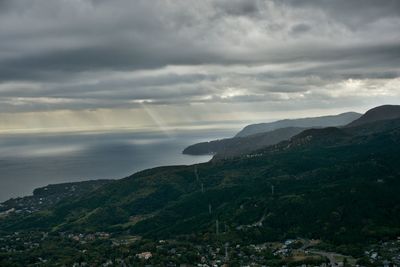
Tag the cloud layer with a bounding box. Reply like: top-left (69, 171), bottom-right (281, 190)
top-left (0, 0), bottom-right (399, 131)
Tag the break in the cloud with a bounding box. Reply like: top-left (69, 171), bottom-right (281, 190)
top-left (0, 0), bottom-right (399, 132)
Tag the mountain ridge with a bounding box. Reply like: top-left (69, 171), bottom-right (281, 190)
top-left (183, 126), bottom-right (306, 159)
top-left (183, 112), bottom-right (361, 159)
top-left (236, 112), bottom-right (361, 137)
top-left (346, 105), bottom-right (400, 127)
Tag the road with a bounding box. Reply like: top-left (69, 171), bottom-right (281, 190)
top-left (296, 239), bottom-right (348, 266)
top-left (308, 249), bottom-right (347, 266)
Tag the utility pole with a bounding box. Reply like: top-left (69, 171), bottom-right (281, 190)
top-left (271, 185), bottom-right (275, 196)
top-left (216, 219), bottom-right (219, 235)
top-left (208, 203), bottom-right (212, 214)
top-left (201, 183), bottom-right (204, 193)
top-left (224, 243), bottom-right (229, 261)
top-left (194, 165), bottom-right (199, 182)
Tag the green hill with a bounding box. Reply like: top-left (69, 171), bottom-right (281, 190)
top-left (3, 117), bottom-right (400, 251)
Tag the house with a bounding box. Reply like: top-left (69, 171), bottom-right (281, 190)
top-left (136, 252), bottom-right (152, 260)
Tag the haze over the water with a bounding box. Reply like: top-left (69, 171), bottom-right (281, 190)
top-left (0, 0), bottom-right (399, 134)
top-left (0, 128), bottom-right (239, 202)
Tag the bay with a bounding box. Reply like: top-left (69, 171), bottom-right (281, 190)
top-left (0, 128), bottom-right (235, 201)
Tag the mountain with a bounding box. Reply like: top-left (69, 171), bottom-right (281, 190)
top-left (236, 112), bottom-right (361, 137)
top-left (183, 127), bottom-right (306, 159)
top-left (2, 117), bottom-right (400, 249)
top-left (2, 105), bottom-right (400, 266)
top-left (183, 112), bottom-right (361, 159)
top-left (346, 105), bottom-right (400, 127)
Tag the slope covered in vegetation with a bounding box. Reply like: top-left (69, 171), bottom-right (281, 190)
top-left (2, 118), bottom-right (400, 251)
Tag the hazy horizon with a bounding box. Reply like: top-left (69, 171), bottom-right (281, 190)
top-left (0, 105), bottom-right (380, 135)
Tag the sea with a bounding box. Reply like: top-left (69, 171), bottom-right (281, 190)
top-left (0, 127), bottom-right (236, 202)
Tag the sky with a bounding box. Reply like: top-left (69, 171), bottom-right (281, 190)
top-left (0, 0), bottom-right (399, 133)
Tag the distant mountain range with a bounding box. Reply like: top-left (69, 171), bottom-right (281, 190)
top-left (236, 112), bottom-right (361, 137)
top-left (183, 112), bottom-right (361, 159)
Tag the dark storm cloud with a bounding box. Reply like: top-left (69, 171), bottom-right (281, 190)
top-left (0, 0), bottom-right (15, 12)
top-left (290, 23), bottom-right (311, 36)
top-left (279, 0), bottom-right (400, 27)
top-left (0, 0), bottom-right (399, 115)
top-left (0, 0), bottom-right (398, 73)
top-left (0, 45), bottom-right (214, 79)
top-left (214, 0), bottom-right (261, 16)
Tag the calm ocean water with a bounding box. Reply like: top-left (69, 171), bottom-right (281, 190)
top-left (0, 128), bottom-right (235, 202)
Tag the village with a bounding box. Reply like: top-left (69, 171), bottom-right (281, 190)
top-left (1, 229), bottom-right (399, 267)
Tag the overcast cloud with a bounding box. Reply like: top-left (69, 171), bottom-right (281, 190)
top-left (0, 0), bottom-right (399, 132)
